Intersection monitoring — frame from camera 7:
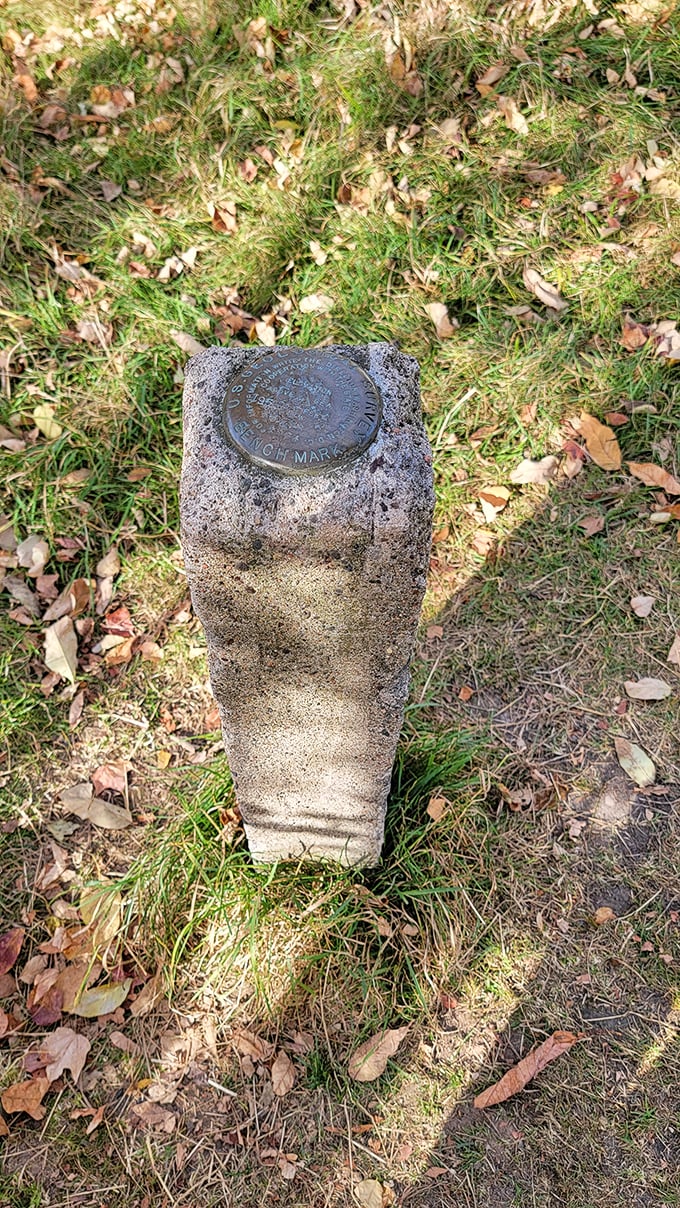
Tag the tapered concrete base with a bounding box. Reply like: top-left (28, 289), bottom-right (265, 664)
top-left (180, 343), bottom-right (433, 865)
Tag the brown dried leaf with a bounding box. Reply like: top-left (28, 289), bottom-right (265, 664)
top-left (39, 1026), bottom-right (90, 1083)
top-left (474, 1031), bottom-right (583, 1109)
top-left (92, 760), bottom-right (129, 796)
top-left (44, 616), bottom-right (77, 683)
top-left (621, 317), bottom-right (649, 351)
top-left (522, 267), bottom-right (568, 311)
top-left (593, 906), bottom-right (616, 925)
top-left (348, 1025), bottom-right (409, 1082)
top-left (631, 595), bottom-right (655, 618)
top-left (169, 329), bottom-right (206, 357)
top-left (425, 302), bottom-right (458, 339)
top-left (129, 1101), bottom-right (176, 1131)
top-left (0, 928), bottom-right (25, 976)
top-left (624, 678), bottom-right (671, 701)
top-left (17, 535), bottom-right (49, 578)
top-left (668, 634), bottom-right (680, 667)
top-left (578, 514), bottom-right (605, 536)
top-left (578, 412), bottom-right (622, 471)
top-left (475, 61), bottom-right (509, 93)
top-left (426, 796), bottom-right (447, 822)
top-left (233, 1027), bottom-right (274, 1062)
top-left (1, 1076), bottom-right (49, 1120)
top-left (271, 1049), bottom-right (296, 1096)
top-left (497, 95), bottom-right (528, 136)
top-left (627, 461), bottom-right (680, 495)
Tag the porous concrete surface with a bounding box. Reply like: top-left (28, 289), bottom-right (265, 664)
top-left (180, 343), bottom-right (434, 865)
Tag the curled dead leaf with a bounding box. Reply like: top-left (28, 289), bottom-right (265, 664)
top-left (425, 302), bottom-right (458, 339)
top-left (474, 1031), bottom-right (583, 1109)
top-left (522, 267), bottom-right (567, 311)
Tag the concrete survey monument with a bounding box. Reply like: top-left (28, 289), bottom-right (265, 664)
top-left (180, 343), bottom-right (434, 866)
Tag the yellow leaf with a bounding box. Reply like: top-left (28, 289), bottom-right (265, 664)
top-left (33, 403), bottom-right (62, 440)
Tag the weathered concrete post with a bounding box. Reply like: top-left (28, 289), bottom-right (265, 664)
top-left (180, 344), bottom-right (433, 866)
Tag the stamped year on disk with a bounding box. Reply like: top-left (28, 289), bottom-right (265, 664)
top-left (223, 349), bottom-right (381, 474)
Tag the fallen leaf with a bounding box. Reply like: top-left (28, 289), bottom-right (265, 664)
top-left (667, 634), bottom-right (680, 667)
top-left (522, 267), bottom-right (567, 311)
top-left (0, 928), bottom-right (25, 976)
top-left (129, 973), bottom-right (166, 1018)
top-left (627, 462), bottom-right (680, 495)
top-left (475, 61), bottom-right (509, 93)
top-left (309, 239), bottom-right (327, 265)
top-left (631, 595), bottom-right (655, 618)
top-left (479, 485), bottom-right (510, 520)
top-left (348, 1025), bottom-right (409, 1082)
top-left (578, 514), bottom-right (605, 536)
top-left (425, 1168), bottom-right (448, 1178)
top-left (271, 1049), bottom-right (296, 1096)
top-left (33, 403), bottom-right (62, 439)
top-left (70, 978), bottom-right (131, 1018)
top-left (604, 411), bottom-right (629, 427)
top-left (427, 796), bottom-right (447, 822)
top-left (169, 329), bottom-right (206, 357)
top-left (129, 1101), bottom-right (176, 1132)
top-left (92, 760), bottom-right (129, 795)
top-left (39, 1026), bottom-right (90, 1083)
top-left (100, 180), bottom-right (122, 203)
top-left (509, 455), bottom-right (558, 485)
top-left (109, 1031), bottom-right (140, 1055)
top-left (17, 535), bottom-right (49, 578)
top-left (474, 1031), bottom-right (583, 1109)
top-left (593, 906), bottom-right (616, 925)
top-left (614, 737), bottom-right (656, 787)
top-left (497, 95), bottom-right (528, 135)
top-left (80, 887), bottom-right (123, 949)
top-left (233, 1028), bottom-right (274, 1062)
top-left (425, 302), bottom-right (458, 339)
top-left (621, 317), bottom-right (649, 351)
top-left (1, 1077), bottom-right (49, 1120)
top-left (59, 783), bottom-right (132, 831)
top-left (624, 678), bottom-right (672, 701)
top-left (299, 293), bottom-right (334, 315)
top-left (4, 575), bottom-right (41, 617)
top-left (578, 412), bottom-right (622, 471)
top-left (210, 201), bottom-right (237, 234)
top-left (44, 616), bottom-right (78, 683)
top-left (69, 690), bottom-right (85, 729)
top-left (354, 1179), bottom-right (385, 1208)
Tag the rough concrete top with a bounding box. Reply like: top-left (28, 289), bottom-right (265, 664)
top-left (180, 342), bottom-right (434, 556)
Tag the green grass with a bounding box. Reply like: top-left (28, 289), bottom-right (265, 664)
top-left (1, 0), bottom-right (680, 1204)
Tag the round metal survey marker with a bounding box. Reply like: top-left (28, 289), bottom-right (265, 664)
top-left (222, 349), bottom-right (382, 474)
